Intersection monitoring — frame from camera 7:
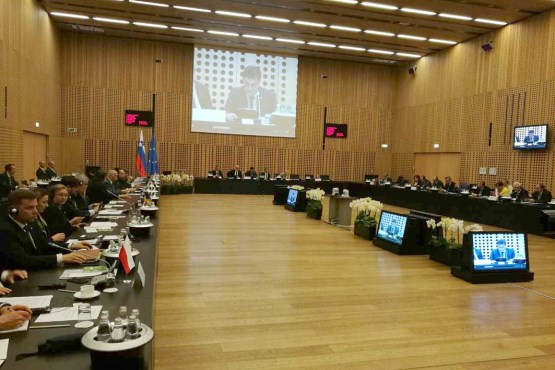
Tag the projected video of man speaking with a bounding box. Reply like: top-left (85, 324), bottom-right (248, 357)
top-left (191, 46), bottom-right (298, 138)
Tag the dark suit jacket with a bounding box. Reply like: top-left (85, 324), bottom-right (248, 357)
top-left (443, 182), bottom-right (457, 192)
top-left (511, 189), bottom-right (530, 202)
top-left (42, 205), bottom-right (73, 236)
top-left (194, 81), bottom-right (213, 109)
top-left (62, 194), bottom-right (91, 219)
top-left (87, 180), bottom-right (109, 204)
top-left (227, 170), bottom-right (243, 179)
top-left (210, 170), bottom-right (223, 177)
top-left (225, 86), bottom-right (277, 117)
top-left (477, 186), bottom-right (492, 197)
top-left (259, 172), bottom-right (271, 180)
top-left (36, 168), bottom-right (49, 180)
top-left (75, 192), bottom-right (93, 212)
top-left (0, 172), bottom-right (18, 200)
top-left (432, 180), bottom-right (444, 188)
top-left (0, 217), bottom-right (58, 270)
top-left (45, 167), bottom-right (58, 179)
top-left (114, 179), bottom-right (131, 191)
top-left (489, 248), bottom-right (516, 261)
top-left (473, 248), bottom-right (484, 260)
top-left (523, 135), bottom-right (539, 144)
top-left (532, 190), bottom-right (552, 204)
top-left (244, 170), bottom-right (257, 178)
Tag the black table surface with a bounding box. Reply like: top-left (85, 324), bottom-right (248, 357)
top-left (0, 195), bottom-right (157, 369)
top-left (194, 178), bottom-right (553, 236)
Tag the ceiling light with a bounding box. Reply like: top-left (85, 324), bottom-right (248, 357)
top-left (215, 10), bottom-right (251, 18)
top-left (294, 20), bottom-right (327, 28)
top-left (475, 18), bottom-right (508, 26)
top-left (429, 38), bottom-right (457, 45)
top-left (308, 41), bottom-right (336, 48)
top-left (368, 49), bottom-right (394, 55)
top-left (171, 26), bottom-right (203, 32)
top-left (173, 5), bottom-right (211, 13)
top-left (401, 8), bottom-right (436, 16)
top-left (433, 143), bottom-right (440, 149)
top-left (129, 0), bottom-right (169, 7)
top-left (276, 38), bottom-right (305, 44)
top-left (93, 17), bottom-right (129, 24)
top-left (242, 34), bottom-right (273, 40)
top-left (207, 30), bottom-right (239, 36)
top-left (396, 52), bottom-right (421, 58)
top-left (330, 25), bottom-right (361, 32)
top-left (398, 34), bottom-right (426, 41)
top-left (326, 0), bottom-right (358, 4)
top-left (339, 45), bottom-right (366, 51)
top-left (439, 13), bottom-right (472, 21)
top-left (365, 29), bottom-right (395, 37)
top-left (255, 15), bottom-right (289, 23)
top-left (361, 2), bottom-right (398, 10)
top-left (50, 12), bottom-right (89, 19)
top-left (133, 22), bottom-right (168, 29)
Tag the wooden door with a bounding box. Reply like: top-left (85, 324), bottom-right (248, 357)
top-left (23, 131), bottom-right (48, 182)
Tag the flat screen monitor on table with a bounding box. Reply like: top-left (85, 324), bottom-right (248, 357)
top-left (286, 189), bottom-right (298, 207)
top-left (467, 232), bottom-right (529, 272)
top-left (376, 211), bottom-right (409, 246)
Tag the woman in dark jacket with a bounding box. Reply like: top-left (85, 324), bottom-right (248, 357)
top-left (41, 185), bottom-right (84, 236)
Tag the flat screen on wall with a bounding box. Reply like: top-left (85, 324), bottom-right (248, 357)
top-left (513, 125), bottom-right (547, 150)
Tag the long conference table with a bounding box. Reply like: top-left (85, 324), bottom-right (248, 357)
top-left (194, 178), bottom-right (555, 236)
top-left (0, 194), bottom-right (157, 369)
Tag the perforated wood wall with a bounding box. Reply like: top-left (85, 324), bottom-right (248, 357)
top-left (393, 9), bottom-right (555, 192)
top-left (59, 32), bottom-right (396, 181)
top-left (0, 0), bottom-right (61, 174)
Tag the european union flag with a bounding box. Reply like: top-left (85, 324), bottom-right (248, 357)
top-left (148, 132), bottom-right (159, 175)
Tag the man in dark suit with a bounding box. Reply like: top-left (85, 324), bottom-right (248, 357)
top-left (86, 170), bottom-right (110, 204)
top-left (210, 166), bottom-right (223, 178)
top-left (431, 176), bottom-right (443, 189)
top-left (225, 66), bottom-right (277, 121)
top-left (45, 161), bottom-right (58, 179)
top-left (385, 218), bottom-right (400, 239)
top-left (523, 130), bottom-right (540, 145)
top-left (114, 169), bottom-right (133, 191)
top-left (510, 182), bottom-right (529, 202)
top-left (0, 164), bottom-right (18, 201)
top-left (530, 184), bottom-right (552, 204)
top-left (476, 181), bottom-right (491, 197)
top-left (61, 176), bottom-right (97, 219)
top-left (259, 168), bottom-right (271, 180)
top-left (227, 165), bottom-right (242, 179)
top-left (0, 190), bottom-right (94, 270)
top-left (442, 177), bottom-right (457, 192)
top-left (489, 239), bottom-right (516, 261)
top-left (35, 161), bottom-right (49, 181)
top-left (74, 173), bottom-right (100, 215)
top-left (244, 167), bottom-right (257, 179)
top-left (103, 169), bottom-right (132, 200)
top-left (458, 178), bottom-right (470, 193)
top-left (193, 81), bottom-right (214, 109)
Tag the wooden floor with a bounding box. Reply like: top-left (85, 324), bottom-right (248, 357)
top-left (154, 195), bottom-right (555, 370)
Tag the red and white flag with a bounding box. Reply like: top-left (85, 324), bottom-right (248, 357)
top-left (119, 235), bottom-right (135, 274)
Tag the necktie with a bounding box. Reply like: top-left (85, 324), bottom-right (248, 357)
top-left (235, 171), bottom-right (238, 177)
top-left (23, 226), bottom-right (37, 250)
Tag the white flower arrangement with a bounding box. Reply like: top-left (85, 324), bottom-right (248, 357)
top-left (160, 174), bottom-right (194, 187)
top-left (427, 217), bottom-right (483, 245)
top-left (349, 197), bottom-right (383, 226)
top-left (290, 185), bottom-right (305, 191)
top-left (306, 188), bottom-right (325, 201)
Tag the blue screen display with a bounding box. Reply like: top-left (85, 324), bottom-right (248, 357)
top-left (376, 212), bottom-right (408, 246)
top-left (471, 233), bottom-right (528, 271)
top-left (286, 189), bottom-right (298, 206)
top-left (514, 125), bottom-right (547, 150)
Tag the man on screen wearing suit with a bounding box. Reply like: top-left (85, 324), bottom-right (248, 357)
top-left (225, 66), bottom-right (277, 122)
top-left (385, 218), bottom-right (400, 239)
top-left (523, 130), bottom-right (540, 145)
top-left (36, 161), bottom-right (49, 181)
top-left (0, 164), bottom-right (18, 202)
top-left (489, 239), bottom-right (515, 262)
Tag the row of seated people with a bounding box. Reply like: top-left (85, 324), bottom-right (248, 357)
top-left (207, 165), bottom-right (330, 181)
top-left (0, 167), bottom-right (137, 330)
top-left (388, 174), bottom-right (552, 204)
top-left (0, 162), bottom-right (60, 201)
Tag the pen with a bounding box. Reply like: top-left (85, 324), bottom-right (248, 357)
top-left (29, 324), bottom-right (71, 329)
top-left (58, 289), bottom-right (78, 293)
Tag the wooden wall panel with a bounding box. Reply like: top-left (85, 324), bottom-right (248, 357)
top-left (0, 0), bottom-right (60, 174)
top-left (59, 32), bottom-right (396, 180)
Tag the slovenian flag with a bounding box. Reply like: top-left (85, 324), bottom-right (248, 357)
top-left (136, 130), bottom-right (147, 177)
top-left (119, 235), bottom-right (135, 274)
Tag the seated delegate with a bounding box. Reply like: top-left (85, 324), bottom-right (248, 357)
top-left (227, 165), bottom-right (243, 179)
top-left (529, 184), bottom-right (552, 204)
top-left (494, 181), bottom-right (510, 197)
top-left (489, 239), bottom-right (515, 261)
top-left (511, 182), bottom-right (529, 202)
top-left (0, 190), bottom-right (97, 270)
top-left (41, 185), bottom-right (85, 236)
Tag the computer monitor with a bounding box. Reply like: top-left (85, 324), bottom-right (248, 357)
top-left (286, 189), bottom-right (298, 207)
top-left (376, 211), bottom-right (409, 246)
top-left (467, 232), bottom-right (529, 273)
top-left (513, 124), bottom-right (547, 150)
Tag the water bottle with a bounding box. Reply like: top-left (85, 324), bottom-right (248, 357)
top-left (126, 315), bottom-right (140, 339)
top-left (110, 318), bottom-right (125, 343)
top-left (131, 308), bottom-right (141, 331)
top-left (97, 312), bottom-right (111, 341)
top-left (118, 306), bottom-right (128, 326)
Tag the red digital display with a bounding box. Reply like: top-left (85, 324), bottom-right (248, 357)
top-left (324, 123), bottom-right (348, 138)
top-left (125, 110), bottom-right (153, 127)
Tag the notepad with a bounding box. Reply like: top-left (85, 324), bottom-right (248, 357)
top-left (1, 295), bottom-right (52, 309)
top-left (35, 304), bottom-right (102, 323)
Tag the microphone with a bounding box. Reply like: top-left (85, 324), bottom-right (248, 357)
top-left (48, 243), bottom-right (111, 268)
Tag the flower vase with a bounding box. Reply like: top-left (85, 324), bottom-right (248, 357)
top-left (354, 221), bottom-right (376, 240)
